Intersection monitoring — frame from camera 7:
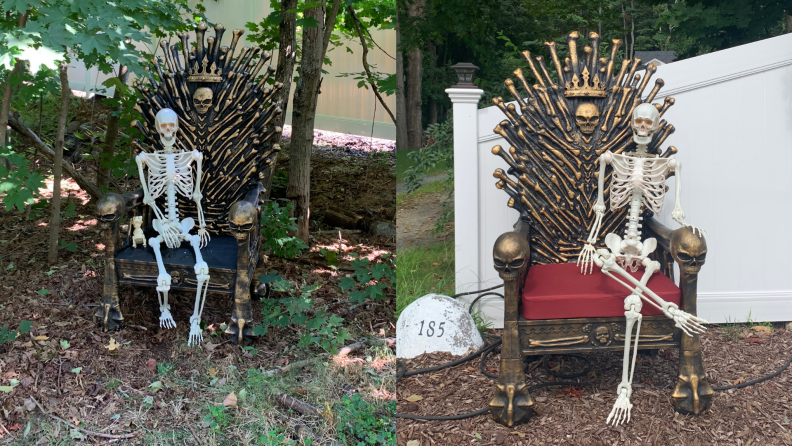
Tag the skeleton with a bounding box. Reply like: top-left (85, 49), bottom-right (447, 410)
top-left (577, 103), bottom-right (708, 425)
top-left (135, 108), bottom-right (211, 346)
top-left (131, 216), bottom-right (146, 248)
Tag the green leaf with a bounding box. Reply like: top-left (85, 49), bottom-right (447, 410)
top-left (18, 320), bottom-right (31, 334)
top-left (36, 289), bottom-right (49, 296)
top-left (338, 277), bottom-right (356, 291)
top-left (1, 0), bottom-right (31, 13)
top-left (60, 340), bottom-right (70, 350)
top-left (71, 367), bottom-right (83, 374)
top-left (70, 428), bottom-right (85, 439)
top-left (148, 381), bottom-right (163, 393)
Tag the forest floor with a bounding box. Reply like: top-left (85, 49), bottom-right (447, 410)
top-left (0, 108), bottom-right (397, 445)
top-left (397, 324), bottom-right (792, 446)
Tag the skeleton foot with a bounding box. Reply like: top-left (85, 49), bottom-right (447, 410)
top-left (607, 386), bottom-right (633, 426)
top-left (188, 315), bottom-right (203, 346)
top-left (489, 383), bottom-right (534, 427)
top-left (664, 305), bottom-right (707, 337)
top-left (159, 305), bottom-right (176, 329)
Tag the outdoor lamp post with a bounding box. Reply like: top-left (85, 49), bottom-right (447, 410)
top-left (450, 62), bottom-right (479, 88)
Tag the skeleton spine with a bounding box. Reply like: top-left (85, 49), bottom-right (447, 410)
top-left (165, 154), bottom-right (179, 221)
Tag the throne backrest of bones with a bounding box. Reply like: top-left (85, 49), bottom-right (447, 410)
top-left (132, 22), bottom-right (283, 237)
top-left (491, 31), bottom-right (678, 266)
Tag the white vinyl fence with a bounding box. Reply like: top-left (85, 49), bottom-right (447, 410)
top-left (451, 33), bottom-right (792, 328)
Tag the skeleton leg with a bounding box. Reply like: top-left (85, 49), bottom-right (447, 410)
top-left (149, 236), bottom-right (176, 329)
top-left (595, 250), bottom-right (707, 336)
top-left (607, 260), bottom-right (657, 425)
top-left (187, 233), bottom-right (209, 347)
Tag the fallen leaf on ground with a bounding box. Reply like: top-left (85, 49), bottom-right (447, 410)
top-left (146, 358), bottom-right (157, 373)
top-left (223, 392), bottom-right (237, 407)
top-left (747, 337), bottom-right (764, 345)
top-left (751, 326), bottom-right (772, 334)
top-left (208, 368), bottom-right (218, 377)
top-left (105, 338), bottom-right (120, 351)
top-left (148, 381), bottom-right (163, 393)
top-left (404, 394), bottom-right (423, 402)
top-left (33, 335), bottom-right (48, 341)
top-left (734, 378), bottom-right (744, 385)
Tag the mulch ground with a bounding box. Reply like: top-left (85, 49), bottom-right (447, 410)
top-left (397, 326), bottom-right (792, 445)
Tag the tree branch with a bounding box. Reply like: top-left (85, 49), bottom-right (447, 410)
top-left (347, 6), bottom-right (395, 124)
top-left (29, 396), bottom-right (136, 439)
top-left (321, 0), bottom-right (343, 61)
top-left (7, 113), bottom-right (104, 200)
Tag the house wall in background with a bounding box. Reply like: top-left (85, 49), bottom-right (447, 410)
top-left (66, 0), bottom-right (396, 139)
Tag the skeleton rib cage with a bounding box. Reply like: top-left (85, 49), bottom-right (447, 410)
top-left (491, 31), bottom-right (679, 265)
top-left (132, 22), bottom-right (283, 236)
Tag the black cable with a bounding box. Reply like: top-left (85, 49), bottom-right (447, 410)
top-left (468, 292), bottom-right (505, 314)
top-left (394, 407), bottom-right (490, 420)
top-left (396, 339), bottom-right (502, 380)
top-left (450, 284), bottom-right (503, 299)
top-left (712, 349), bottom-right (792, 391)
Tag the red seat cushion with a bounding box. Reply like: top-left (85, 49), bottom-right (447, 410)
top-left (521, 263), bottom-right (681, 320)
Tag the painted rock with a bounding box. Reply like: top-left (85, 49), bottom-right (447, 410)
top-left (396, 293), bottom-right (484, 358)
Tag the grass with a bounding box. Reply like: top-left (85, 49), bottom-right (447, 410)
top-left (396, 241), bottom-right (456, 316)
top-left (396, 148), bottom-right (451, 183)
top-left (396, 179), bottom-right (447, 205)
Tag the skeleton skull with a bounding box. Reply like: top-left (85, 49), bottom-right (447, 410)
top-left (631, 103), bottom-right (660, 145)
top-left (154, 108), bottom-right (179, 148)
top-left (670, 227), bottom-right (707, 277)
top-left (193, 88), bottom-right (214, 115)
top-left (595, 326), bottom-right (611, 345)
top-left (575, 103), bottom-right (600, 135)
top-left (493, 232), bottom-right (530, 281)
top-left (228, 201), bottom-right (256, 240)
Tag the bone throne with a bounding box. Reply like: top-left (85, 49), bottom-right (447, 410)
top-left (488, 31), bottom-right (712, 426)
top-left (95, 22), bottom-right (283, 344)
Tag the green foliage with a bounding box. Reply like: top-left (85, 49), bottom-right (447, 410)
top-left (0, 320), bottom-right (31, 345)
top-left (403, 118), bottom-right (454, 233)
top-left (334, 394), bottom-right (395, 446)
top-left (395, 241), bottom-right (454, 316)
top-left (203, 405), bottom-right (229, 432)
top-left (258, 429), bottom-right (298, 445)
top-left (338, 252), bottom-right (395, 304)
top-left (260, 199), bottom-right (309, 259)
top-left (253, 274), bottom-right (351, 353)
top-left (0, 145), bottom-right (45, 211)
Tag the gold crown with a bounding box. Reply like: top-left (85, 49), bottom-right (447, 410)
top-left (187, 55), bottom-right (222, 83)
top-left (564, 66), bottom-right (606, 98)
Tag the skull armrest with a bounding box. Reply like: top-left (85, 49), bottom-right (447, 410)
top-left (494, 230), bottom-right (531, 322)
top-left (228, 182), bottom-right (265, 240)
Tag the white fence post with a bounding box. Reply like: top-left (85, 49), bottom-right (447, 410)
top-left (446, 87), bottom-right (484, 294)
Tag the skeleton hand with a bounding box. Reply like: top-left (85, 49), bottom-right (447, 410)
top-left (577, 244), bottom-right (597, 275)
top-left (187, 315), bottom-right (203, 347)
top-left (663, 303), bottom-right (707, 337)
top-left (672, 208), bottom-right (707, 237)
top-left (160, 220), bottom-right (182, 248)
top-left (607, 385), bottom-right (633, 426)
top-left (197, 226), bottom-right (210, 249)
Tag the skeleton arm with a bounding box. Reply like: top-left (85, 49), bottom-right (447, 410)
top-left (191, 151), bottom-right (210, 248)
top-left (135, 153), bottom-right (165, 222)
top-left (577, 152), bottom-right (612, 274)
top-left (669, 158), bottom-right (706, 236)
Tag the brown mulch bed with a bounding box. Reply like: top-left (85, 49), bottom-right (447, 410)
top-left (397, 327), bottom-right (792, 445)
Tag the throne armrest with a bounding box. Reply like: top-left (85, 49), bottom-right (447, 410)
top-left (95, 188), bottom-right (145, 226)
top-left (493, 219), bottom-right (532, 323)
top-left (646, 217), bottom-right (707, 313)
top-left (228, 182), bottom-right (265, 239)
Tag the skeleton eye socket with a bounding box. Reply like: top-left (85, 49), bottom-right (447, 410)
top-left (494, 259), bottom-right (506, 267)
top-left (677, 253), bottom-right (692, 261)
top-left (508, 259), bottom-right (524, 268)
top-left (634, 118), bottom-right (653, 127)
top-left (695, 254), bottom-right (706, 261)
top-left (202, 99), bottom-right (212, 105)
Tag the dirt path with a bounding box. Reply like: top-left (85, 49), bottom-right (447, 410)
top-left (396, 190), bottom-right (453, 251)
top-left (396, 173), bottom-right (447, 194)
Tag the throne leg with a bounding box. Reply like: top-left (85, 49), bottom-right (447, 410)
top-left (224, 235), bottom-right (256, 345)
top-left (95, 221), bottom-right (123, 331)
top-left (672, 333), bottom-right (713, 414)
top-left (489, 321), bottom-right (534, 426)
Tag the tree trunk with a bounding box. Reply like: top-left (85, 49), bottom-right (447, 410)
top-left (427, 42), bottom-right (437, 125)
top-left (0, 61), bottom-right (23, 170)
top-left (395, 4), bottom-right (408, 151)
top-left (405, 0), bottom-right (425, 149)
top-left (261, 0), bottom-right (298, 200)
top-left (97, 65), bottom-right (128, 191)
top-left (48, 63), bottom-right (71, 264)
top-left (288, 0), bottom-right (339, 242)
top-left (786, 11), bottom-right (792, 33)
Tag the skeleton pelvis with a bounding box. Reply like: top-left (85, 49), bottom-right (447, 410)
top-left (604, 233), bottom-right (658, 272)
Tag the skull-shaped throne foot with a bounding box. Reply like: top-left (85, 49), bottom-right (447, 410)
top-left (490, 232), bottom-right (535, 426)
top-left (95, 303), bottom-right (124, 332)
top-left (224, 317), bottom-right (256, 345)
top-left (669, 226), bottom-right (712, 415)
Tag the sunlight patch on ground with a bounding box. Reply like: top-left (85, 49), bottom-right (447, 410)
top-left (39, 177), bottom-right (92, 205)
top-left (66, 218), bottom-right (97, 231)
